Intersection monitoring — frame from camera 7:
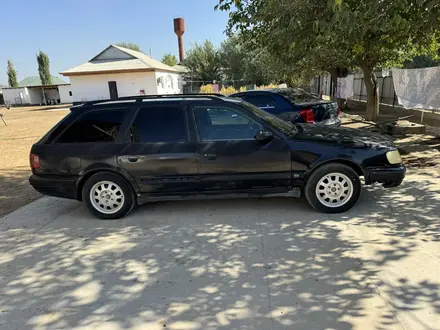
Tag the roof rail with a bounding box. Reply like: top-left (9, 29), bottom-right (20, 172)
top-left (79, 93), bottom-right (226, 107)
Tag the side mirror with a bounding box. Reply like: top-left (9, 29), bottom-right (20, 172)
top-left (255, 130), bottom-right (273, 142)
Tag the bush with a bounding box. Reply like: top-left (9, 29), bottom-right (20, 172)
top-left (256, 84), bottom-right (278, 90)
top-left (220, 86), bottom-right (237, 95)
top-left (200, 84), bottom-right (278, 95)
top-left (200, 84), bottom-right (214, 93)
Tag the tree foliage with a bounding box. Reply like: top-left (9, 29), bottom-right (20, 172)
top-left (217, 0), bottom-right (440, 121)
top-left (218, 36), bottom-right (247, 83)
top-left (403, 55), bottom-right (440, 69)
top-left (183, 37), bottom-right (309, 87)
top-left (37, 51), bottom-right (52, 85)
top-left (161, 53), bottom-right (178, 67)
top-left (7, 60), bottom-right (18, 88)
top-left (219, 36), bottom-right (283, 85)
top-left (183, 40), bottom-right (222, 82)
top-left (115, 42), bottom-right (142, 52)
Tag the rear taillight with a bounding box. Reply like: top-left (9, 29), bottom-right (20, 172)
top-left (300, 108), bottom-right (314, 123)
top-left (30, 153), bottom-right (40, 169)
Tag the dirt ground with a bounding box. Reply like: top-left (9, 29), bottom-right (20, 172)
top-left (1, 104), bottom-right (440, 218)
top-left (0, 105), bottom-right (70, 217)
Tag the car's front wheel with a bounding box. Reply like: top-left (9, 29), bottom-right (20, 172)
top-left (305, 163), bottom-right (361, 213)
top-left (82, 172), bottom-right (135, 219)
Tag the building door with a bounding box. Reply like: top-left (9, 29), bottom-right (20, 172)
top-left (108, 81), bottom-right (118, 99)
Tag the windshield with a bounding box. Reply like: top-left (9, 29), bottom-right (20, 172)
top-left (276, 88), bottom-right (320, 103)
top-left (239, 101), bottom-right (297, 136)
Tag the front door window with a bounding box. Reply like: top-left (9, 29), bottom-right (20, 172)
top-left (193, 106), bottom-right (262, 141)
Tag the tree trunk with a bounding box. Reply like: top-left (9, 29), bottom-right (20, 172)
top-left (329, 69), bottom-right (338, 101)
top-left (362, 66), bottom-right (379, 122)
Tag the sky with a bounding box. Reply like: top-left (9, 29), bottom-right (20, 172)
top-left (0, 0), bottom-right (229, 85)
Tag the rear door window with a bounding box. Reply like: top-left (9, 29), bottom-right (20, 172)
top-left (244, 95), bottom-right (275, 107)
top-left (130, 106), bottom-right (187, 143)
top-left (55, 109), bottom-right (127, 143)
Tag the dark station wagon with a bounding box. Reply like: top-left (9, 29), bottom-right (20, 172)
top-left (29, 94), bottom-right (405, 219)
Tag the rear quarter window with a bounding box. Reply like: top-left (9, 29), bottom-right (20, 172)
top-left (37, 112), bottom-right (74, 144)
top-left (278, 89), bottom-right (320, 103)
top-left (244, 94), bottom-right (275, 107)
top-left (55, 109), bottom-right (127, 143)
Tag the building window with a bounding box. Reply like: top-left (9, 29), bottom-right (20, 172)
top-left (165, 75), bottom-right (173, 89)
top-left (156, 77), bottom-right (164, 88)
top-left (69, 91), bottom-right (72, 96)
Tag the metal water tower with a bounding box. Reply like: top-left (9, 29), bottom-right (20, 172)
top-left (173, 18), bottom-right (185, 63)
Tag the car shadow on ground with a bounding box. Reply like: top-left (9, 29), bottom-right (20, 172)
top-left (0, 169), bottom-right (42, 218)
top-left (0, 173), bottom-right (439, 329)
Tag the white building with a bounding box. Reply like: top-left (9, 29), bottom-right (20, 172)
top-left (2, 76), bottom-right (72, 106)
top-left (0, 84), bottom-right (5, 104)
top-left (61, 45), bottom-right (182, 103)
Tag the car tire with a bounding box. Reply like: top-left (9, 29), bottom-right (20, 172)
top-left (82, 172), bottom-right (136, 219)
top-left (304, 163), bottom-right (361, 213)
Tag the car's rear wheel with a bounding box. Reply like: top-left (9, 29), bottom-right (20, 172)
top-left (82, 172), bottom-right (135, 219)
top-left (305, 163), bottom-right (361, 213)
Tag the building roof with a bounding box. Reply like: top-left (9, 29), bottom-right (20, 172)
top-left (172, 64), bottom-right (190, 73)
top-left (61, 45), bottom-right (178, 76)
top-left (18, 76), bottom-right (68, 87)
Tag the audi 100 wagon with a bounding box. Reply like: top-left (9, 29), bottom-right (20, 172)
top-left (29, 94), bottom-right (405, 219)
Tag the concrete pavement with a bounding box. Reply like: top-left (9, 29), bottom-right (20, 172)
top-left (0, 173), bottom-right (439, 329)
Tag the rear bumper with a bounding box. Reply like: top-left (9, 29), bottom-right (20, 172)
top-left (365, 165), bottom-right (406, 187)
top-left (280, 112), bottom-right (341, 126)
top-left (29, 175), bottom-right (78, 200)
top-left (316, 118), bottom-right (341, 126)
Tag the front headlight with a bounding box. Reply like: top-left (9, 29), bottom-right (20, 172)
top-left (386, 150), bottom-right (402, 164)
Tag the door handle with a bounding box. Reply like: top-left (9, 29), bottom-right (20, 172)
top-left (127, 156), bottom-right (139, 163)
top-left (204, 153), bottom-right (217, 160)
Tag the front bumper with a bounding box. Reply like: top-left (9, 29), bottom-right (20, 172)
top-left (29, 174), bottom-right (78, 200)
top-left (365, 165), bottom-right (406, 188)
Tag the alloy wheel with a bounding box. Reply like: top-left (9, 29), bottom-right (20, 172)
top-left (89, 181), bottom-right (125, 214)
top-left (315, 172), bottom-right (354, 208)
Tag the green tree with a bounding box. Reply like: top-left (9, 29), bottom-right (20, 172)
top-left (217, 0), bottom-right (440, 121)
top-left (161, 53), bottom-right (178, 67)
top-left (7, 60), bottom-right (18, 88)
top-left (37, 51), bottom-right (52, 85)
top-left (184, 36), bottom-right (296, 87)
top-left (403, 55), bottom-right (440, 69)
top-left (219, 36), bottom-right (248, 83)
top-left (243, 47), bottom-right (283, 85)
top-left (220, 36), bottom-right (296, 86)
top-left (183, 40), bottom-right (222, 82)
top-left (115, 42), bottom-right (142, 52)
